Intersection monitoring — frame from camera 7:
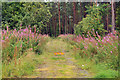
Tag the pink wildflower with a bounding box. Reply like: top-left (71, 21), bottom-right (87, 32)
top-left (7, 26), bottom-right (8, 32)
top-left (2, 40), bottom-right (5, 42)
top-left (103, 37), bottom-right (105, 39)
top-left (98, 40), bottom-right (100, 43)
top-left (84, 46), bottom-right (87, 50)
top-left (20, 23), bottom-right (22, 26)
top-left (96, 43), bottom-right (98, 45)
top-left (6, 37), bottom-right (8, 39)
top-left (20, 44), bottom-right (22, 48)
top-left (30, 48), bottom-right (33, 51)
top-left (110, 51), bottom-right (112, 53)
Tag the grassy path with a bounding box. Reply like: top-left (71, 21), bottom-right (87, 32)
top-left (23, 39), bottom-right (94, 78)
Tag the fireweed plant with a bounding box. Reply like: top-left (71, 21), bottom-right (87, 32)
top-left (58, 30), bottom-right (119, 70)
top-left (2, 26), bottom-right (119, 78)
top-left (2, 26), bottom-right (50, 64)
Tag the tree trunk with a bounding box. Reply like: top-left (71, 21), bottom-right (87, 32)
top-left (107, 3), bottom-right (109, 31)
top-left (68, 17), bottom-right (70, 33)
top-left (47, 22), bottom-right (48, 34)
top-left (49, 22), bottom-right (50, 36)
top-left (64, 2), bottom-right (67, 34)
top-left (79, 2), bottom-right (82, 22)
top-left (55, 16), bottom-right (56, 37)
top-left (73, 2), bottom-right (76, 24)
top-left (111, 0), bottom-right (115, 32)
top-left (70, 18), bottom-right (73, 34)
top-left (58, 2), bottom-right (61, 34)
top-left (76, 2), bottom-right (79, 24)
top-left (62, 13), bottom-right (64, 34)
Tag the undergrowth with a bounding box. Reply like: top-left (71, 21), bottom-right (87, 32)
top-left (2, 51), bottom-right (43, 78)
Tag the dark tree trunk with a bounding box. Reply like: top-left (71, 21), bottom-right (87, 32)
top-left (58, 2), bottom-right (61, 34)
top-left (47, 22), bottom-right (48, 34)
top-left (49, 22), bottom-right (50, 36)
top-left (73, 2), bottom-right (76, 24)
top-left (64, 2), bottom-right (67, 34)
top-left (62, 13), bottom-right (64, 34)
top-left (68, 16), bottom-right (70, 33)
top-left (55, 16), bottom-right (56, 37)
top-left (79, 2), bottom-right (82, 22)
top-left (52, 17), bottom-right (54, 36)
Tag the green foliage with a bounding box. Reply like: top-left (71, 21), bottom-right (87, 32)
top-left (74, 3), bottom-right (109, 37)
top-left (2, 2), bottom-right (52, 33)
top-left (33, 38), bottom-right (48, 55)
top-left (94, 69), bottom-right (118, 78)
top-left (2, 52), bottom-right (43, 77)
top-left (116, 6), bottom-right (120, 33)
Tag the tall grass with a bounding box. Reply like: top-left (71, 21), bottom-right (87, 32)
top-left (58, 30), bottom-right (119, 70)
top-left (2, 26), bottom-right (50, 64)
top-left (2, 26), bottom-right (50, 77)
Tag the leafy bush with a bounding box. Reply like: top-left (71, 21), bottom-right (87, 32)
top-left (74, 4), bottom-right (110, 37)
top-left (116, 6), bottom-right (120, 33)
top-left (2, 2), bottom-right (52, 33)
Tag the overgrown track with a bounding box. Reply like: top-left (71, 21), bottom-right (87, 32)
top-left (23, 39), bottom-right (94, 78)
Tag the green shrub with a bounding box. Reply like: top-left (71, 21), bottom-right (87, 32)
top-left (74, 4), bottom-right (109, 37)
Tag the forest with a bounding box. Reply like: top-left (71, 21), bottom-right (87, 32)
top-left (1, 0), bottom-right (120, 78)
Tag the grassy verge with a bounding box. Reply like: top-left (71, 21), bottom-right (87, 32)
top-left (58, 33), bottom-right (118, 78)
top-left (75, 57), bottom-right (118, 78)
top-left (2, 50), bottom-right (43, 78)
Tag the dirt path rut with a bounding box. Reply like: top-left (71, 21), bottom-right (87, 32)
top-left (24, 39), bottom-right (94, 78)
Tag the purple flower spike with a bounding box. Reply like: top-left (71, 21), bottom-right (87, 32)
top-left (14, 29), bottom-right (16, 31)
top-left (110, 51), bottom-right (112, 53)
top-left (30, 30), bottom-right (31, 33)
top-left (20, 23), bottom-right (22, 26)
top-left (103, 37), bottom-right (105, 39)
top-left (7, 26), bottom-right (8, 32)
top-left (28, 25), bottom-right (30, 27)
top-left (20, 44), bottom-right (22, 48)
top-left (96, 43), bottom-right (98, 45)
top-left (2, 40), bottom-right (5, 42)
